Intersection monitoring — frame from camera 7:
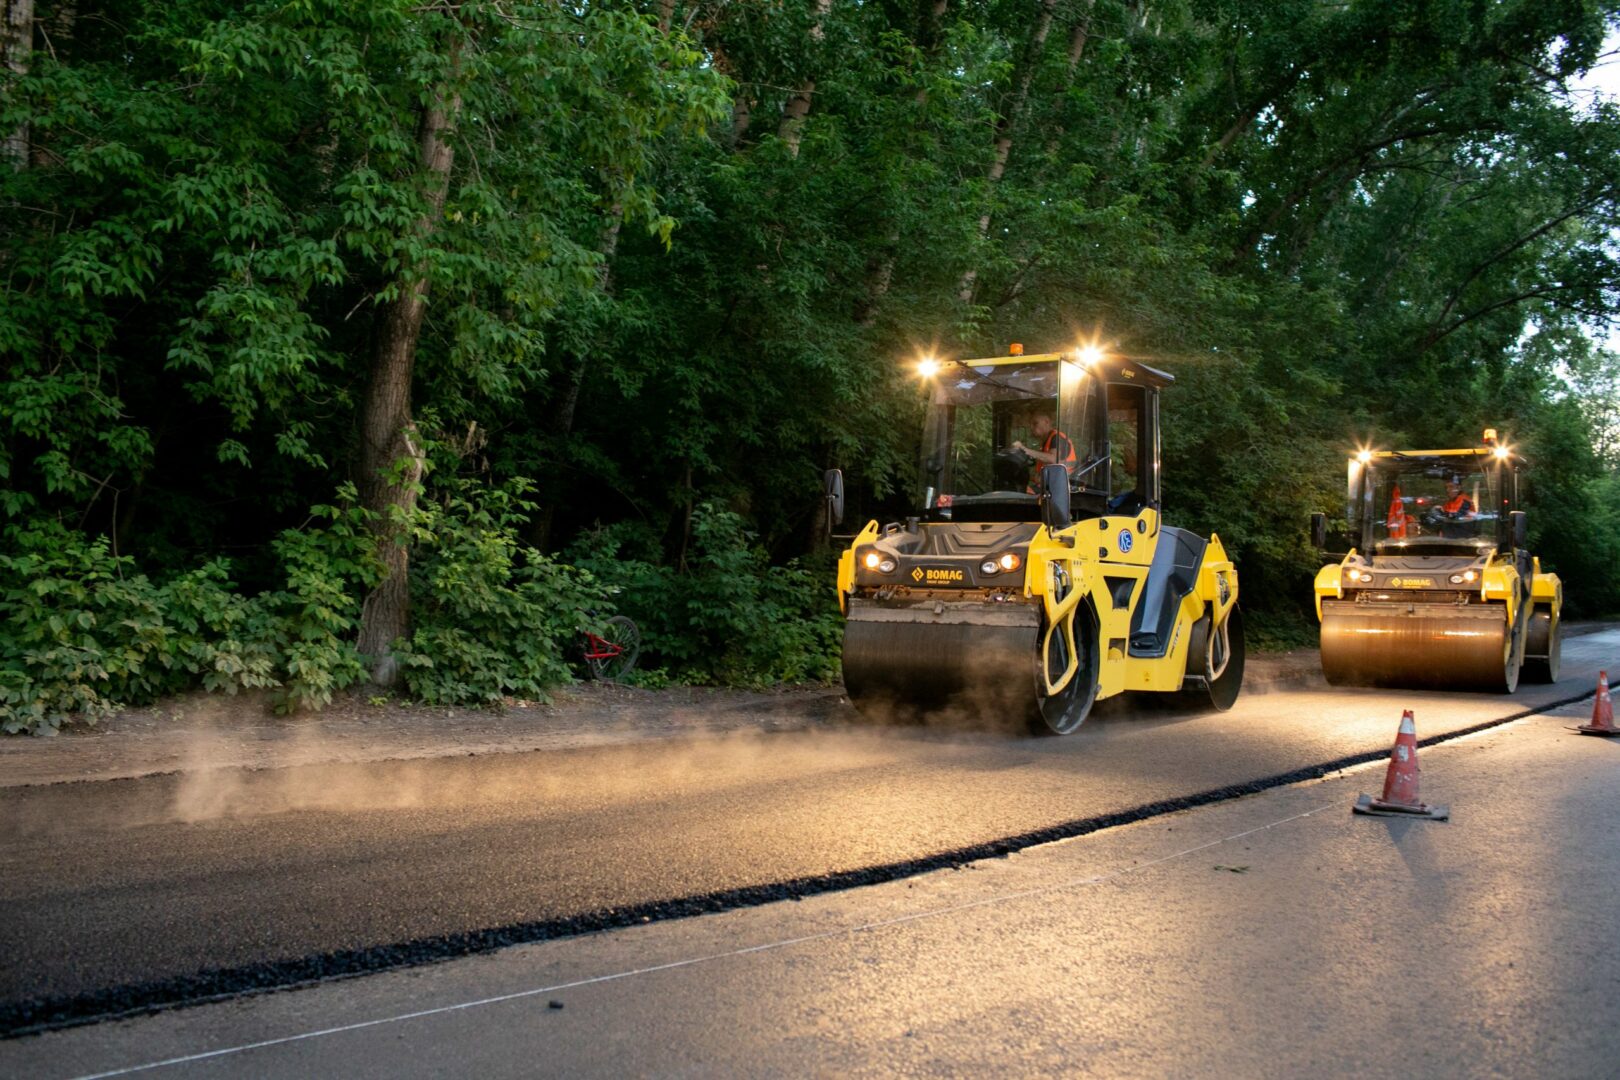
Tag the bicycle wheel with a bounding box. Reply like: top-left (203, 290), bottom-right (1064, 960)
top-left (587, 615), bottom-right (641, 682)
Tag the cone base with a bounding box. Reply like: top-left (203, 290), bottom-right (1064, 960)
top-left (1573, 724), bottom-right (1620, 737)
top-left (1353, 793), bottom-right (1449, 820)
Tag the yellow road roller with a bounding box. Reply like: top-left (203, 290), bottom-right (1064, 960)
top-left (1309, 432), bottom-right (1562, 692)
top-left (823, 346), bottom-right (1244, 734)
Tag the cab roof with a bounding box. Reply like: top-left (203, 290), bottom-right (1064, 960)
top-left (952, 351), bottom-right (1175, 387)
top-left (1356, 448), bottom-right (1524, 466)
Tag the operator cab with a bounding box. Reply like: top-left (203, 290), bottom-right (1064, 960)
top-left (918, 350), bottom-right (1168, 524)
top-left (1348, 448), bottom-right (1522, 557)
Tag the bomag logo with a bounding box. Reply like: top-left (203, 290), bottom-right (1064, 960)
top-left (1390, 577), bottom-right (1434, 589)
top-left (911, 566), bottom-right (965, 584)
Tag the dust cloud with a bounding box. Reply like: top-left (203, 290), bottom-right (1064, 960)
top-left (160, 705), bottom-right (1033, 825)
top-left (0, 674), bottom-right (1220, 837)
top-left (0, 703), bottom-right (1016, 838)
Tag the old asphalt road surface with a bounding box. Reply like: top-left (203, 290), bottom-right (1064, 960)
top-left (2, 630), bottom-right (1616, 1041)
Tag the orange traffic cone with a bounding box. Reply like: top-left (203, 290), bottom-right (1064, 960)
top-left (1386, 484), bottom-right (1408, 539)
top-left (1576, 671), bottom-right (1618, 737)
top-left (1353, 710), bottom-right (1449, 820)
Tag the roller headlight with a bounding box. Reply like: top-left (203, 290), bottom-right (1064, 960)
top-left (980, 560), bottom-right (999, 575)
top-left (1449, 570), bottom-right (1478, 585)
top-left (1346, 568), bottom-right (1372, 583)
top-left (863, 551), bottom-right (882, 570)
top-left (878, 558), bottom-right (897, 574)
top-left (998, 552), bottom-right (1021, 572)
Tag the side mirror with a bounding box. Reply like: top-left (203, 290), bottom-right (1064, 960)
top-left (1509, 510), bottom-right (1527, 550)
top-left (1040, 464), bottom-right (1072, 530)
top-left (823, 469), bottom-right (845, 528)
top-left (1309, 512), bottom-right (1327, 550)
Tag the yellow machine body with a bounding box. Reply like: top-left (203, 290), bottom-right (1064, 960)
top-left (835, 350), bottom-right (1244, 734)
top-left (1312, 444), bottom-right (1563, 692)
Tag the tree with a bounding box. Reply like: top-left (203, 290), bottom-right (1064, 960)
top-left (2, 0), bottom-right (31, 168)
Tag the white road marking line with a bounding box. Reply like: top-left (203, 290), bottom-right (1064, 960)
top-left (72, 802), bottom-right (1333, 1079)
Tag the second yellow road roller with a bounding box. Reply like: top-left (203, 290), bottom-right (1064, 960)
top-left (823, 345), bottom-right (1244, 734)
top-left (1309, 432), bottom-right (1563, 692)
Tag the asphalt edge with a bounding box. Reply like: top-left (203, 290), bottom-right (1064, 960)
top-left (0, 687), bottom-right (1596, 1041)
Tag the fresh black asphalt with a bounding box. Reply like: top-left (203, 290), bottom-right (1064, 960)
top-left (0, 652), bottom-right (1609, 1038)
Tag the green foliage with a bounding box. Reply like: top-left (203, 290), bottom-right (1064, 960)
top-left (3, 0), bottom-right (1619, 723)
top-left (1244, 610), bottom-right (1320, 654)
top-left (0, 492), bottom-right (377, 733)
top-left (570, 506), bottom-right (842, 687)
top-left (1521, 398), bottom-right (1620, 617)
top-left (397, 479), bottom-right (610, 705)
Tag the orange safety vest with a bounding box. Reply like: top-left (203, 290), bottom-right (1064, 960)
top-left (1442, 492), bottom-right (1473, 515)
top-left (1029, 429), bottom-right (1078, 490)
top-left (1386, 484), bottom-right (1407, 538)
top-left (1045, 429), bottom-right (1078, 472)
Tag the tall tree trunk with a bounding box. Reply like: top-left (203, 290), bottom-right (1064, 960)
top-left (534, 6), bottom-right (689, 550)
top-left (530, 215), bottom-right (621, 552)
top-left (1043, 3), bottom-right (1094, 158)
top-left (916, 0), bottom-right (948, 51)
top-left (3, 0), bottom-right (34, 169)
top-left (356, 38), bottom-right (463, 683)
top-left (730, 94), bottom-right (754, 146)
top-left (853, 0), bottom-right (950, 325)
top-left (702, 32), bottom-right (755, 148)
top-left (956, 0), bottom-right (1056, 303)
top-left (778, 0), bottom-right (831, 157)
top-left (854, 236), bottom-right (898, 327)
top-left (676, 461), bottom-right (694, 571)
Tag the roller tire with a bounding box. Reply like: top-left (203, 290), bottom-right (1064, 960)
top-left (1482, 626), bottom-right (1521, 695)
top-left (1181, 606), bottom-right (1245, 712)
top-left (1030, 613), bottom-right (1098, 736)
top-left (1522, 609), bottom-right (1561, 684)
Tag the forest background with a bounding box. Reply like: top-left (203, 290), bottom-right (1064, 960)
top-left (3, 0), bottom-right (1619, 733)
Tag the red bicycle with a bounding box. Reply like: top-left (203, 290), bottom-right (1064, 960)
top-left (582, 615), bottom-right (641, 682)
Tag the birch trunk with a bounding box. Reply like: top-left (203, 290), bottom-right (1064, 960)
top-left (956, 0), bottom-right (1056, 303)
top-left (1043, 3), bottom-right (1094, 158)
top-left (3, 0), bottom-right (33, 169)
top-left (854, 0), bottom-right (950, 324)
top-left (778, 0), bottom-right (831, 157)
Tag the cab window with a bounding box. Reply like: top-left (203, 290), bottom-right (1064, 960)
top-left (1107, 384), bottom-right (1146, 510)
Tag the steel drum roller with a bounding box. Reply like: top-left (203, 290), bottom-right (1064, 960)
top-left (1319, 601), bottom-right (1514, 692)
top-left (841, 599), bottom-right (1043, 723)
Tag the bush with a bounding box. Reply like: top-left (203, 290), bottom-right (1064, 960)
top-left (0, 492), bottom-right (378, 734)
top-left (569, 504), bottom-right (841, 687)
top-left (397, 479), bottom-right (610, 704)
top-left (0, 486), bottom-right (840, 734)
